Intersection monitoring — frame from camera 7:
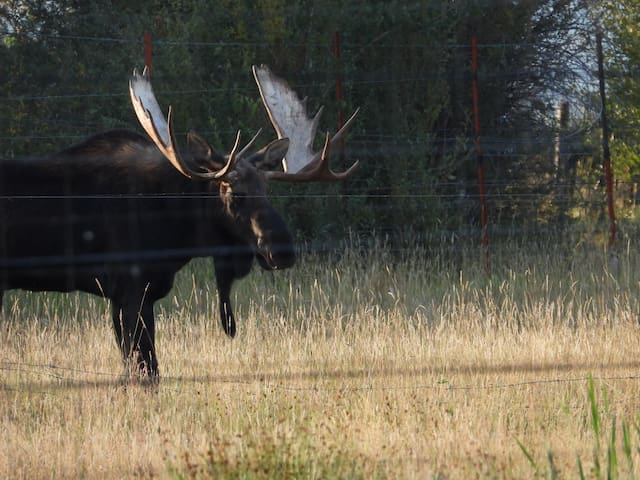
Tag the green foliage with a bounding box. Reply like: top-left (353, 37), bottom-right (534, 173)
top-left (516, 437), bottom-right (539, 475)
top-left (519, 374), bottom-right (639, 479)
top-left (0, 1), bottom-right (617, 239)
top-left (602, 0), bottom-right (640, 182)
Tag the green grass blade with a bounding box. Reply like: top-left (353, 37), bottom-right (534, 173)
top-left (588, 374), bottom-right (601, 441)
top-left (516, 437), bottom-right (538, 473)
top-left (608, 417), bottom-right (617, 480)
top-left (547, 449), bottom-right (559, 480)
top-left (622, 420), bottom-right (634, 478)
top-left (588, 374), bottom-right (602, 478)
top-left (577, 455), bottom-right (586, 480)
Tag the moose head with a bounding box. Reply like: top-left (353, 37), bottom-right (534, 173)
top-left (128, 65), bottom-right (359, 337)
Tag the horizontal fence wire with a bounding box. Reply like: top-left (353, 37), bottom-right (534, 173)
top-left (3, 360), bottom-right (640, 395)
top-left (0, 24), bottom-right (633, 265)
top-left (1, 26), bottom-right (587, 51)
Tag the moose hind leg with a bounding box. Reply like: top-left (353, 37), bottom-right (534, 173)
top-left (111, 298), bottom-right (158, 378)
top-left (111, 303), bottom-right (125, 353)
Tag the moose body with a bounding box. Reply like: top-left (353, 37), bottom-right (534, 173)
top-left (0, 65), bottom-right (358, 378)
top-left (0, 129), bottom-right (295, 375)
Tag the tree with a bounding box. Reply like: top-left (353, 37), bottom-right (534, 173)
top-left (0, 0), bottom-right (607, 240)
top-left (600, 1), bottom-right (640, 185)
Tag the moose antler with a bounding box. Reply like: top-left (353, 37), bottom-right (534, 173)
top-left (252, 65), bottom-right (359, 181)
top-left (129, 67), bottom-right (261, 180)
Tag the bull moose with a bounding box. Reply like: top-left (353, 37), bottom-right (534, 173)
top-left (0, 65), bottom-right (358, 378)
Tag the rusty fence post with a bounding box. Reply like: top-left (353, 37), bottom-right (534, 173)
top-left (471, 32), bottom-right (490, 273)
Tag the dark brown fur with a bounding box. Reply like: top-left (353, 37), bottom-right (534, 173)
top-left (0, 130), bottom-right (295, 377)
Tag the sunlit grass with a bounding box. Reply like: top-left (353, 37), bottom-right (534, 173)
top-left (1, 234), bottom-right (640, 478)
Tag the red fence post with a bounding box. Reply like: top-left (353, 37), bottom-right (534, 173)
top-left (471, 33), bottom-right (490, 273)
top-left (144, 32), bottom-right (153, 74)
top-left (596, 28), bottom-right (616, 250)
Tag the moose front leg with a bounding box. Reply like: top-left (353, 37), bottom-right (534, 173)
top-left (111, 296), bottom-right (158, 379)
top-left (213, 246), bottom-right (255, 338)
top-left (214, 257), bottom-right (237, 338)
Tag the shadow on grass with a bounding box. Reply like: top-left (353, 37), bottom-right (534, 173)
top-left (3, 359), bottom-right (640, 393)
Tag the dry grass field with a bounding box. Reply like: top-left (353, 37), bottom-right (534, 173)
top-left (2, 237), bottom-right (640, 479)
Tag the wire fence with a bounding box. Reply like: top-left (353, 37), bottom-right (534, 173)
top-left (3, 359), bottom-right (640, 396)
top-left (4, 7), bottom-right (640, 426)
top-left (0, 26), bottom-right (635, 267)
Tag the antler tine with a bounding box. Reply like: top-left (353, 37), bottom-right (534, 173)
top-left (328, 108), bottom-right (360, 149)
top-left (266, 132), bottom-right (359, 182)
top-left (129, 67), bottom-right (235, 181)
top-left (227, 130), bottom-right (243, 164)
top-left (308, 105), bottom-right (323, 148)
top-left (196, 130), bottom-right (242, 180)
top-left (316, 131), bottom-right (361, 180)
top-left (237, 128), bottom-right (263, 159)
top-left (301, 107), bottom-right (360, 172)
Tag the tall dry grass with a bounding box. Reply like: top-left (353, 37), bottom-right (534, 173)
top-left (1, 235), bottom-right (640, 478)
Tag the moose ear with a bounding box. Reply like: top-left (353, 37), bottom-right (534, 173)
top-left (253, 138), bottom-right (290, 171)
top-left (187, 130), bottom-right (226, 167)
top-left (187, 130), bottom-right (214, 159)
